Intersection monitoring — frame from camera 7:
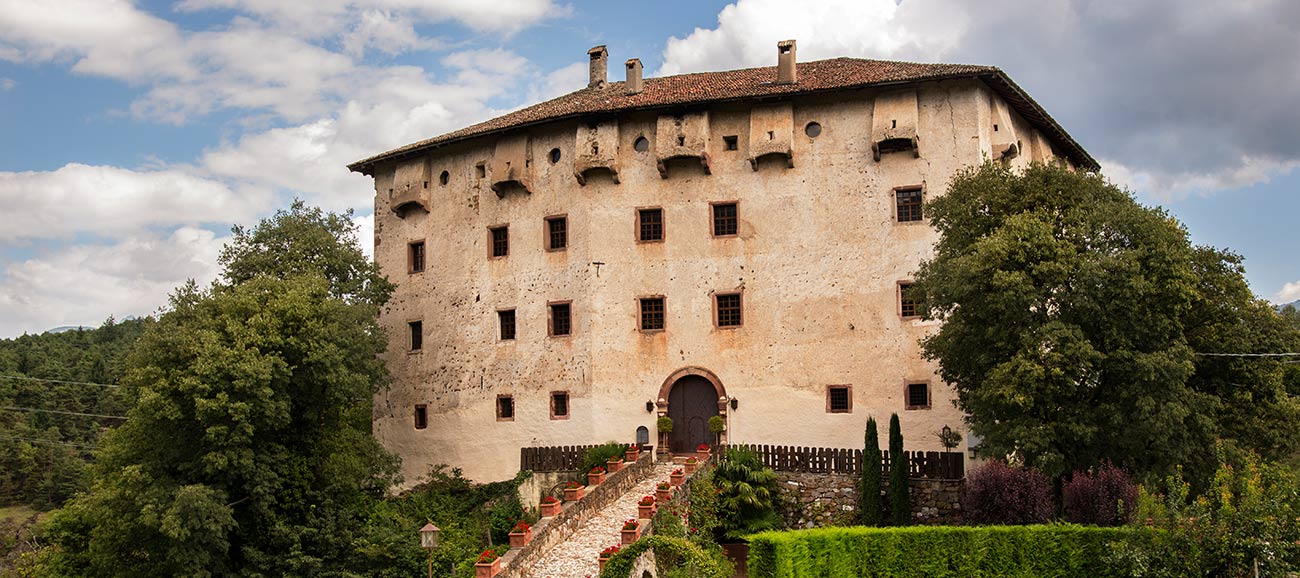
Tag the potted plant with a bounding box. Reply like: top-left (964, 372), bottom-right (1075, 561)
top-left (606, 454), bottom-right (624, 473)
top-left (563, 481), bottom-right (585, 502)
top-left (708, 415), bottom-right (726, 445)
top-left (655, 481), bottom-right (672, 503)
top-left (598, 544), bottom-right (620, 572)
top-left (624, 443), bottom-right (640, 462)
top-left (475, 549), bottom-right (502, 578)
top-left (696, 443), bottom-right (711, 460)
top-left (588, 465), bottom-right (607, 486)
top-left (637, 495), bottom-right (656, 519)
top-left (620, 518), bottom-right (641, 544)
top-left (540, 495), bottom-right (562, 517)
top-left (684, 456), bottom-right (698, 474)
top-left (508, 520), bottom-right (532, 548)
top-left (670, 467), bottom-right (685, 486)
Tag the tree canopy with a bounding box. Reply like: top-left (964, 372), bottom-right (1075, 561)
top-left (913, 162), bottom-right (1300, 484)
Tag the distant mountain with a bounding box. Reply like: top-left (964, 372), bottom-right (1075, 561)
top-left (1278, 300), bottom-right (1299, 312)
top-left (44, 325), bottom-right (88, 334)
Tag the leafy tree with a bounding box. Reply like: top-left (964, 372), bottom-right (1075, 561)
top-left (41, 203), bottom-right (400, 576)
top-left (859, 417), bottom-right (883, 526)
top-left (887, 414), bottom-right (909, 526)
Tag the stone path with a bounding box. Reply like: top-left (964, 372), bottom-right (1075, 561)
top-left (524, 461), bottom-right (679, 578)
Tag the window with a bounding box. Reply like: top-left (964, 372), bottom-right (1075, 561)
top-left (634, 136), bottom-right (650, 152)
top-left (408, 241), bottom-right (426, 273)
top-left (896, 186), bottom-right (923, 223)
top-left (723, 135), bottom-right (738, 150)
top-left (546, 215), bottom-right (567, 251)
top-left (715, 293), bottom-right (743, 328)
top-left (548, 148), bottom-right (561, 163)
top-left (439, 170), bottom-right (449, 185)
top-left (805, 122), bottom-right (822, 138)
top-left (550, 391), bottom-right (570, 419)
top-left (639, 297), bottom-right (665, 332)
top-left (497, 395), bottom-right (515, 421)
top-left (827, 385), bottom-right (852, 413)
top-left (475, 162), bottom-right (486, 178)
top-left (637, 208), bottom-right (663, 242)
top-left (711, 202), bottom-right (738, 237)
top-left (899, 282), bottom-right (920, 319)
top-left (549, 302), bottom-right (572, 336)
top-left (906, 382), bottom-right (931, 410)
top-left (497, 309), bottom-right (516, 341)
top-left (414, 404), bottom-right (428, 429)
top-left (408, 321), bottom-right (423, 351)
top-left (489, 225), bottom-right (509, 258)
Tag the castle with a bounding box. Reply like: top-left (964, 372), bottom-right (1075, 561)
top-left (348, 41), bottom-right (1096, 483)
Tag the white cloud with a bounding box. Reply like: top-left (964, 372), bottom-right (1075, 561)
top-left (0, 77), bottom-right (14, 91)
top-left (1276, 281), bottom-right (1300, 305)
top-left (0, 163), bottom-right (270, 241)
top-left (341, 9), bottom-right (444, 57)
top-left (174, 0), bottom-right (567, 37)
top-left (0, 227), bottom-right (227, 337)
top-left (527, 61), bottom-right (586, 103)
top-left (1102, 157), bottom-right (1300, 202)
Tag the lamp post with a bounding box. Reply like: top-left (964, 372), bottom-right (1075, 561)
top-left (937, 425), bottom-right (962, 478)
top-left (419, 522), bottom-right (440, 578)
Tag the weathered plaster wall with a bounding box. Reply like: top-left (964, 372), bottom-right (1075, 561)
top-left (371, 79), bottom-right (1069, 485)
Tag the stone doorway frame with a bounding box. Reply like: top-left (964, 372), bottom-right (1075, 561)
top-left (656, 366), bottom-right (730, 452)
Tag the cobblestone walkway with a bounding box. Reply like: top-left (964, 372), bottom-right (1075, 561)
top-left (524, 462), bottom-right (678, 578)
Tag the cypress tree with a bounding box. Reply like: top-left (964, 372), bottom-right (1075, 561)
top-left (860, 417), bottom-right (883, 526)
top-left (888, 413), bottom-right (910, 526)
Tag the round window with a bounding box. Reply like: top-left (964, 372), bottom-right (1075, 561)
top-left (805, 122), bottom-right (822, 138)
top-left (633, 136), bottom-right (650, 152)
top-left (548, 148), bottom-right (561, 164)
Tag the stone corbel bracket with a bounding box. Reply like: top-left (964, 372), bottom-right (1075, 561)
top-left (490, 134), bottom-right (533, 197)
top-left (573, 120), bottom-right (620, 185)
top-left (655, 111), bottom-right (712, 178)
top-left (871, 89), bottom-right (921, 162)
top-left (747, 102), bottom-right (794, 170)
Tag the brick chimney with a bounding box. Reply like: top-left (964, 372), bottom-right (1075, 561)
top-left (588, 45), bottom-right (608, 89)
top-left (625, 58), bottom-right (643, 94)
top-left (777, 39), bottom-right (797, 85)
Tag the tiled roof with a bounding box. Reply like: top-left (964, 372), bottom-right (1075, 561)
top-left (348, 57), bottom-right (1097, 173)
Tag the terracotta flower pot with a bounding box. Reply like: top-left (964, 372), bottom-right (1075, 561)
top-left (638, 503), bottom-right (655, 519)
top-left (474, 558), bottom-right (501, 578)
top-left (540, 501), bottom-right (561, 517)
top-left (670, 472), bottom-right (685, 486)
top-left (621, 527), bottom-right (641, 545)
top-left (697, 449), bottom-right (711, 461)
top-left (606, 457), bottom-right (623, 473)
top-left (685, 462), bottom-right (698, 474)
top-left (588, 471), bottom-right (606, 486)
top-left (508, 528), bottom-right (531, 548)
top-left (655, 488), bottom-right (671, 503)
top-left (564, 486), bottom-right (585, 501)
top-left (598, 557), bottom-right (609, 573)
top-left (625, 448), bottom-right (639, 462)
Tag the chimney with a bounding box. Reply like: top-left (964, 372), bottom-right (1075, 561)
top-left (588, 45), bottom-right (608, 89)
top-left (625, 58), bottom-right (643, 94)
top-left (777, 39), bottom-right (797, 84)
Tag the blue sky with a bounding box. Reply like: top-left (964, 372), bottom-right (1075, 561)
top-left (1, 0), bottom-right (1297, 336)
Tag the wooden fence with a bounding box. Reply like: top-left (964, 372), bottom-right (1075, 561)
top-left (732, 444), bottom-right (964, 480)
top-left (520, 445), bottom-right (601, 472)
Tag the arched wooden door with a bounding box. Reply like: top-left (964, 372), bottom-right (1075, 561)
top-left (667, 375), bottom-right (719, 453)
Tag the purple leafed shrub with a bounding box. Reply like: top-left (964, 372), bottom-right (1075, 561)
top-left (963, 461), bottom-right (1054, 525)
top-left (1062, 461), bottom-right (1138, 526)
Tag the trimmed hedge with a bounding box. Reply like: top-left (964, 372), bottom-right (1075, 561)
top-left (748, 525), bottom-right (1140, 578)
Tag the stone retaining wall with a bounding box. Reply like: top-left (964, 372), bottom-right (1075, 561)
top-left (776, 472), bottom-right (963, 528)
top-left (499, 453), bottom-right (655, 578)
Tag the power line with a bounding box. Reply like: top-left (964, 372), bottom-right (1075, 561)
top-left (0, 435), bottom-right (97, 450)
top-left (0, 374), bottom-right (122, 389)
top-left (0, 406), bottom-right (129, 420)
top-left (1194, 352), bottom-right (1300, 358)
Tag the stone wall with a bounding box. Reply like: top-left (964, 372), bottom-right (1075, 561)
top-left (499, 453), bottom-right (655, 578)
top-left (775, 472), bottom-right (963, 528)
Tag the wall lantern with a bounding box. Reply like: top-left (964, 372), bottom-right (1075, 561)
top-left (730, 398), bottom-right (738, 410)
top-left (645, 400), bottom-right (655, 413)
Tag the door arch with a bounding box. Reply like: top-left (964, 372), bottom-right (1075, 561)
top-left (659, 367), bottom-right (727, 454)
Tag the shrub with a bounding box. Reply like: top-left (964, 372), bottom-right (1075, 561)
top-left (579, 442), bottom-right (627, 475)
top-left (887, 413), bottom-right (910, 525)
top-left (1062, 461), bottom-right (1139, 526)
top-left (713, 447), bottom-right (781, 541)
top-left (964, 461), bottom-right (1054, 525)
top-left (747, 525), bottom-right (1139, 578)
top-left (657, 416), bottom-right (674, 433)
top-left (860, 416), bottom-right (883, 526)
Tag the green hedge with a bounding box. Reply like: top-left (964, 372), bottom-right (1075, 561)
top-left (747, 525), bottom-right (1140, 578)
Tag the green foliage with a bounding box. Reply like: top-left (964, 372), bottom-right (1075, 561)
top-left (37, 203), bottom-right (401, 576)
top-left (656, 415), bottom-right (674, 433)
top-left (913, 162), bottom-right (1300, 485)
top-left (0, 316), bottom-right (150, 509)
top-left (748, 525), bottom-right (1140, 578)
top-left (1111, 450), bottom-right (1300, 577)
top-left (887, 414), bottom-right (909, 526)
top-left (708, 415), bottom-right (725, 433)
top-left (712, 447), bottom-right (781, 541)
top-left (578, 442), bottom-right (626, 478)
top-left (598, 535), bottom-right (728, 578)
top-left (687, 468), bottom-right (722, 543)
top-left (859, 417), bottom-right (883, 526)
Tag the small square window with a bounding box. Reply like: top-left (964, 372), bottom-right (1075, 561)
top-left (640, 297), bottom-right (665, 332)
top-left (899, 283), bottom-right (920, 319)
top-left (489, 226), bottom-right (509, 258)
top-left (827, 385), bottom-right (852, 413)
top-left (715, 293), bottom-right (743, 328)
top-left (637, 208), bottom-right (663, 242)
top-left (475, 162), bottom-right (486, 178)
top-left (896, 186), bottom-right (923, 223)
top-left (546, 215), bottom-right (567, 251)
top-left (723, 135), bottom-right (738, 151)
top-left (906, 382), bottom-right (931, 410)
top-left (550, 391), bottom-right (569, 419)
top-left (414, 404), bottom-right (428, 429)
top-left (408, 241), bottom-right (426, 273)
top-left (712, 202), bottom-right (738, 237)
top-left (408, 321), bottom-right (423, 351)
top-left (549, 302), bottom-right (572, 337)
top-left (497, 309), bottom-right (516, 341)
top-left (497, 395), bottom-right (515, 421)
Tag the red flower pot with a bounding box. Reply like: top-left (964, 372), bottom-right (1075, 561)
top-left (625, 448), bottom-right (639, 462)
top-left (685, 461), bottom-right (698, 474)
top-left (638, 503), bottom-right (655, 519)
top-left (564, 486), bottom-right (585, 501)
top-left (588, 471), bottom-right (606, 486)
top-left (670, 472), bottom-right (685, 486)
top-left (508, 528), bottom-right (531, 548)
top-left (474, 558), bottom-right (500, 578)
top-left (621, 527), bottom-right (641, 545)
top-left (607, 457), bottom-right (623, 473)
top-left (598, 557), bottom-right (609, 573)
top-left (655, 488), bottom-right (671, 503)
top-left (540, 501), bottom-right (562, 517)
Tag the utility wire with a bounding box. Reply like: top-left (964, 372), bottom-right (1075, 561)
top-left (0, 406), bottom-right (129, 420)
top-left (0, 435), bottom-right (97, 449)
top-left (0, 374), bottom-right (122, 389)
